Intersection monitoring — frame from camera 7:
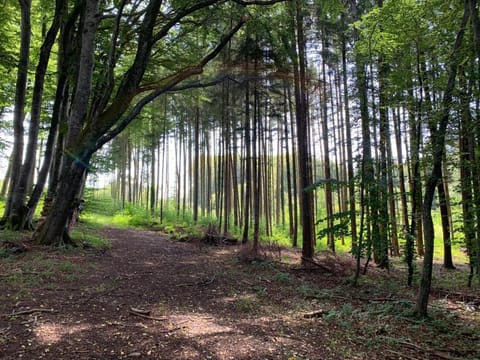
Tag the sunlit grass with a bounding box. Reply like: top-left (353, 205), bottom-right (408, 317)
top-left (70, 225), bottom-right (111, 249)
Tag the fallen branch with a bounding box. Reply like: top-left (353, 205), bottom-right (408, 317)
top-left (129, 310), bottom-right (167, 322)
top-left (159, 325), bottom-right (187, 333)
top-left (130, 307), bottom-right (151, 315)
top-left (81, 284), bottom-right (120, 304)
top-left (6, 308), bottom-right (57, 317)
top-left (176, 275), bottom-right (216, 287)
top-left (0, 271), bottom-right (42, 277)
top-left (300, 257), bottom-right (333, 273)
top-left (380, 337), bottom-right (464, 360)
top-left (432, 289), bottom-right (480, 303)
top-left (303, 309), bottom-right (326, 318)
top-left (385, 349), bottom-right (418, 360)
top-left (198, 275), bottom-right (216, 286)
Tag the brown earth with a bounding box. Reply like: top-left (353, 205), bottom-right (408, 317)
top-left (1, 227), bottom-right (479, 359)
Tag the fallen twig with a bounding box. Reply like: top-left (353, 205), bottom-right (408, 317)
top-left (176, 275), bottom-right (216, 287)
top-left (300, 257), bottom-right (333, 273)
top-left (130, 307), bottom-right (151, 315)
top-left (129, 310), bottom-right (167, 321)
top-left (198, 275), bottom-right (216, 286)
top-left (6, 308), bottom-right (57, 317)
top-left (159, 325), bottom-right (187, 333)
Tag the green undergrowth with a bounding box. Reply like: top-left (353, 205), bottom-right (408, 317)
top-left (295, 280), bottom-right (480, 358)
top-left (80, 190), bottom-right (469, 268)
top-left (0, 245), bottom-right (83, 302)
top-left (70, 222), bottom-right (112, 249)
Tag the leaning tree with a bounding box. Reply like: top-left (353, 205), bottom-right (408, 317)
top-left (27, 0), bottom-right (285, 245)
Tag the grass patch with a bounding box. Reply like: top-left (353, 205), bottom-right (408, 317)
top-left (234, 295), bottom-right (258, 313)
top-left (2, 255), bottom-right (79, 289)
top-left (71, 225), bottom-right (111, 249)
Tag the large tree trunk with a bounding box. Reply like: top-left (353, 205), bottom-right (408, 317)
top-left (34, 0), bottom-right (100, 245)
top-left (35, 158), bottom-right (89, 245)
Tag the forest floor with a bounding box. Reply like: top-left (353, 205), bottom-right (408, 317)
top-left (1, 226), bottom-right (480, 360)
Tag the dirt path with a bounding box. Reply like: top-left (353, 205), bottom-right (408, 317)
top-left (0, 228), bottom-right (339, 359)
top-left (1, 227), bottom-right (479, 359)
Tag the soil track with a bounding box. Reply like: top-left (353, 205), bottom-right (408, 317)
top-left (1, 228), bottom-right (338, 359)
top-left (1, 227), bottom-right (479, 359)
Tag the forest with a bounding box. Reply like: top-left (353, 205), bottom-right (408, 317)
top-left (0, 0), bottom-right (480, 358)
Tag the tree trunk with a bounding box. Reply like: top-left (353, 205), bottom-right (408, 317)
top-left (34, 0), bottom-right (100, 245)
top-left (415, 2), bottom-right (467, 316)
top-left (467, 0), bottom-right (480, 278)
top-left (150, 133), bottom-right (156, 215)
top-left (290, 0), bottom-right (314, 261)
top-left (340, 22), bottom-right (357, 249)
top-left (320, 32), bottom-right (335, 251)
top-left (393, 108), bottom-right (409, 233)
top-left (193, 104), bottom-right (200, 222)
top-left (2, 0), bottom-right (31, 227)
top-left (459, 67), bottom-right (477, 283)
top-left (8, 0), bottom-right (65, 230)
top-left (437, 175), bottom-right (455, 269)
top-left (35, 158), bottom-right (89, 245)
top-left (252, 70), bottom-right (261, 253)
top-left (1, 157), bottom-right (12, 198)
top-left (376, 50), bottom-right (390, 268)
top-left (283, 85), bottom-right (295, 245)
top-left (242, 68), bottom-right (251, 244)
top-left (25, 1), bottom-right (72, 226)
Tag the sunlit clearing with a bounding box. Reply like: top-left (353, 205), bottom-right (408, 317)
top-left (169, 314), bottom-right (233, 336)
top-left (34, 322), bottom-right (91, 345)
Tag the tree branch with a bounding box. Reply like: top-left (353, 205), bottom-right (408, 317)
top-left (232, 0), bottom-right (287, 5)
top-left (93, 20), bottom-right (245, 152)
